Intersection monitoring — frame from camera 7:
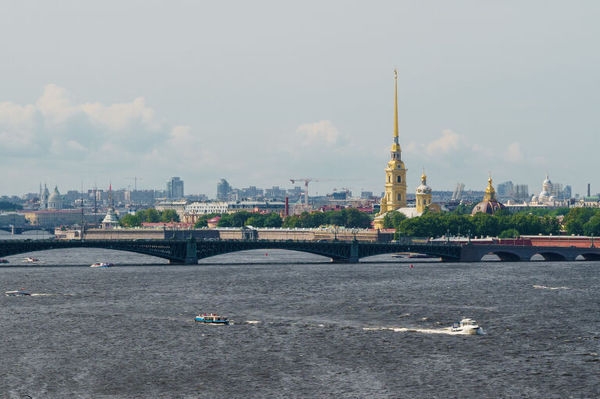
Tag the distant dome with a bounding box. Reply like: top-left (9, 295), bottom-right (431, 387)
top-left (47, 186), bottom-right (63, 210)
top-left (416, 173), bottom-right (432, 194)
top-left (471, 177), bottom-right (505, 215)
top-left (538, 174), bottom-right (553, 202)
top-left (471, 200), bottom-right (505, 215)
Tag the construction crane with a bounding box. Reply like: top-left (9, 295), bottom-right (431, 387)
top-left (290, 178), bottom-right (319, 207)
top-left (125, 176), bottom-right (143, 191)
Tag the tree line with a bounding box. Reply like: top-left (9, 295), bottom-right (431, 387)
top-left (118, 205), bottom-right (600, 238)
top-left (119, 209), bottom-right (180, 227)
top-left (191, 208), bottom-right (372, 229)
top-left (382, 206), bottom-right (600, 238)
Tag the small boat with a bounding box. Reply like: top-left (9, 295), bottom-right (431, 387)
top-left (451, 318), bottom-right (484, 335)
top-left (5, 290), bottom-right (31, 296)
top-left (195, 313), bottom-right (230, 325)
top-left (392, 252), bottom-right (437, 259)
top-left (23, 257), bottom-right (39, 263)
top-left (90, 262), bottom-right (114, 268)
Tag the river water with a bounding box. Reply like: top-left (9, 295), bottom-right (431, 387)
top-left (0, 247), bottom-right (598, 398)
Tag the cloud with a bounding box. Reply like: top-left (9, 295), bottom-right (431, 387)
top-left (0, 102), bottom-right (38, 151)
top-left (0, 84), bottom-right (197, 189)
top-left (425, 129), bottom-right (464, 156)
top-left (505, 142), bottom-right (524, 162)
top-left (296, 120), bottom-right (341, 147)
top-left (35, 84), bottom-right (78, 127)
top-left (81, 97), bottom-right (160, 133)
top-left (0, 84), bottom-right (166, 159)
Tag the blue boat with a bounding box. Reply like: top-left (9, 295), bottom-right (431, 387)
top-left (195, 313), bottom-right (229, 325)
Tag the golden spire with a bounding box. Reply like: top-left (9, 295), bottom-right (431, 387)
top-left (390, 69), bottom-right (401, 157)
top-left (483, 176), bottom-right (496, 201)
top-left (394, 69), bottom-right (399, 140)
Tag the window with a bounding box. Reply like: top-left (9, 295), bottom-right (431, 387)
top-left (397, 176), bottom-right (402, 183)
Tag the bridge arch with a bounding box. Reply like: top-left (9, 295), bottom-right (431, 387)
top-left (491, 251), bottom-right (522, 262)
top-left (579, 252), bottom-right (600, 261)
top-left (1, 247), bottom-right (169, 265)
top-left (535, 251), bottom-right (568, 261)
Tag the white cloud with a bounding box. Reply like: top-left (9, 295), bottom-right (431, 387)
top-left (0, 102), bottom-right (38, 151)
top-left (161, 125), bottom-right (218, 168)
top-left (35, 84), bottom-right (78, 127)
top-left (505, 142), bottom-right (524, 163)
top-left (81, 97), bottom-right (160, 133)
top-left (296, 120), bottom-right (340, 147)
top-left (0, 84), bottom-right (192, 189)
top-left (425, 129), bottom-right (464, 156)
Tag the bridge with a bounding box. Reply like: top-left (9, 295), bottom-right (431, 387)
top-left (0, 226), bottom-right (55, 234)
top-left (1, 239), bottom-right (600, 264)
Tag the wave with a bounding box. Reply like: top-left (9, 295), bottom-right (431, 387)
top-left (364, 325), bottom-right (485, 336)
top-left (533, 284), bottom-right (569, 290)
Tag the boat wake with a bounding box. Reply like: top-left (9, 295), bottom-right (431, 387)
top-left (533, 284), bottom-right (569, 290)
top-left (364, 322), bottom-right (486, 336)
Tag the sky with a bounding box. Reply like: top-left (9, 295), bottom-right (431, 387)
top-left (1, 1), bottom-right (599, 199)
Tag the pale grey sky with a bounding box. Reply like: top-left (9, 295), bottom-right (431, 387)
top-left (1, 0), bottom-right (598, 198)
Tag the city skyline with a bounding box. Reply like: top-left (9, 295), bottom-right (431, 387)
top-left (1, 2), bottom-right (599, 198)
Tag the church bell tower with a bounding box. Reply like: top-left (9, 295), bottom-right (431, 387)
top-left (379, 69), bottom-right (407, 215)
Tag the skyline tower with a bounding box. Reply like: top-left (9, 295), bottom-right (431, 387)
top-left (374, 69), bottom-right (408, 229)
top-left (167, 177), bottom-right (184, 199)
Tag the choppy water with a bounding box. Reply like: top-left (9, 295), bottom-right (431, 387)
top-left (1, 248), bottom-right (598, 398)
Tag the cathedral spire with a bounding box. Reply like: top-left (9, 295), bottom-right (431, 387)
top-left (390, 69), bottom-right (402, 160)
top-left (394, 69), bottom-right (399, 142)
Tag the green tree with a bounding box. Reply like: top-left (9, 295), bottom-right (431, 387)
top-left (263, 213), bottom-right (283, 228)
top-left (342, 208), bottom-right (372, 228)
top-left (563, 208), bottom-right (597, 235)
top-left (141, 208), bottom-right (160, 223)
top-left (160, 209), bottom-right (180, 223)
top-left (471, 213), bottom-right (500, 237)
top-left (119, 213), bottom-right (141, 227)
top-left (245, 215), bottom-right (265, 227)
top-left (499, 228), bottom-right (520, 238)
top-left (583, 214), bottom-right (600, 236)
top-left (282, 214), bottom-right (301, 228)
top-left (382, 211), bottom-right (406, 229)
top-left (0, 201), bottom-right (22, 211)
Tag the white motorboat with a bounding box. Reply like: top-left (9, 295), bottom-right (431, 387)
top-left (450, 318), bottom-right (484, 335)
top-left (5, 289), bottom-right (31, 296)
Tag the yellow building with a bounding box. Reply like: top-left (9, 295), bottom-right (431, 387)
top-left (374, 70), bottom-right (408, 229)
top-left (415, 172), bottom-right (432, 214)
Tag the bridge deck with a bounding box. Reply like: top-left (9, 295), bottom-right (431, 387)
top-left (2, 239), bottom-right (600, 264)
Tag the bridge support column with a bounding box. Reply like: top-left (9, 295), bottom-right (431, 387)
top-left (184, 239), bottom-right (198, 264)
top-left (349, 241), bottom-right (359, 263)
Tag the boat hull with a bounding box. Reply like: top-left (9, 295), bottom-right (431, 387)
top-left (195, 316), bottom-right (229, 325)
top-left (90, 262), bottom-right (114, 268)
top-left (5, 290), bottom-right (31, 296)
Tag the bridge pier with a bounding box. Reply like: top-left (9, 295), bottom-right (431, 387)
top-left (349, 241), bottom-right (359, 263)
top-left (184, 239), bottom-right (198, 264)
